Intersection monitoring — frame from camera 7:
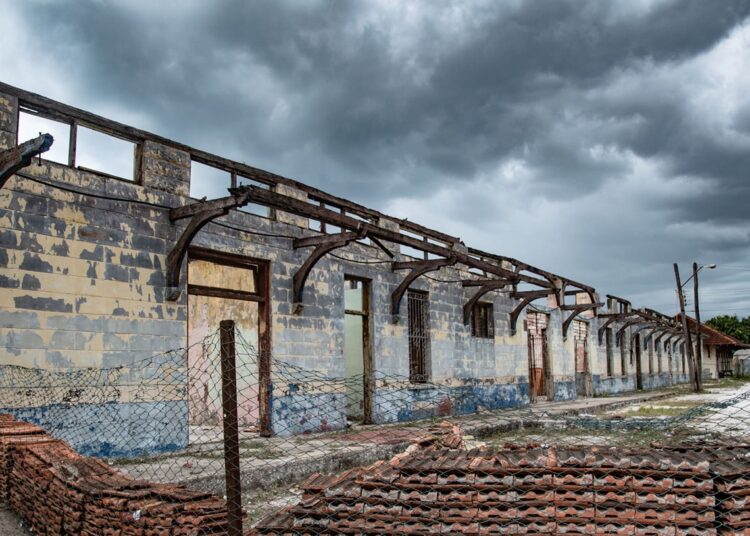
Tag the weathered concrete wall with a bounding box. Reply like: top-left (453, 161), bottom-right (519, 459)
top-left (0, 92), bottom-right (190, 454)
top-left (0, 89), bottom-right (694, 450)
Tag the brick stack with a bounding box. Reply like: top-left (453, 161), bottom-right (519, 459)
top-left (81, 482), bottom-right (230, 535)
top-left (251, 426), bottom-right (750, 535)
top-left (0, 415), bottom-right (230, 535)
top-left (0, 413), bottom-right (53, 502)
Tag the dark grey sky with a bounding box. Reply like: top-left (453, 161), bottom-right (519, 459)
top-left (2, 0), bottom-right (750, 318)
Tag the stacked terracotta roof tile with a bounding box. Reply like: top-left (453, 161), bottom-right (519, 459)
top-left (0, 414), bottom-right (230, 535)
top-left (251, 424), bottom-right (750, 535)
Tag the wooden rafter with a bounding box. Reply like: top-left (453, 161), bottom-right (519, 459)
top-left (391, 257), bottom-right (457, 319)
top-left (466, 248), bottom-right (596, 299)
top-left (293, 230), bottom-right (366, 312)
top-left (165, 185), bottom-right (552, 304)
top-left (461, 278), bottom-right (515, 325)
top-left (166, 207), bottom-right (229, 299)
top-left (596, 311), bottom-right (640, 344)
top-left (509, 290), bottom-right (551, 335)
top-left (0, 134), bottom-right (54, 188)
top-left (615, 319), bottom-right (653, 347)
top-left (236, 186), bottom-right (554, 289)
top-left (561, 303), bottom-right (602, 339)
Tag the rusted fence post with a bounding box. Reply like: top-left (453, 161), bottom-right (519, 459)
top-left (220, 319), bottom-right (244, 536)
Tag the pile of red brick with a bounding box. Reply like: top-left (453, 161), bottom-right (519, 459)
top-left (0, 414), bottom-right (230, 535)
top-left (251, 424), bottom-right (750, 535)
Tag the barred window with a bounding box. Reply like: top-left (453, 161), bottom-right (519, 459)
top-left (472, 303), bottom-right (494, 339)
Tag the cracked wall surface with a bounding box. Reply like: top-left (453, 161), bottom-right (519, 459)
top-left (0, 88), bottom-right (694, 447)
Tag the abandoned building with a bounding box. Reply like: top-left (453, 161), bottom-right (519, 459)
top-left (0, 82), bottom-right (695, 455)
top-left (677, 315), bottom-right (747, 379)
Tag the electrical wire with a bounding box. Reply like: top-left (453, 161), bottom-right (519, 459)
top-left (17, 172), bottom-right (172, 210)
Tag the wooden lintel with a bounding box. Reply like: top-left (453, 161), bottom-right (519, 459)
top-left (561, 303), bottom-right (603, 339)
top-left (166, 206), bottom-right (229, 300)
top-left (463, 280), bottom-right (510, 325)
top-left (0, 134), bottom-right (54, 188)
top-left (391, 257), bottom-right (456, 319)
top-left (509, 290), bottom-right (550, 335)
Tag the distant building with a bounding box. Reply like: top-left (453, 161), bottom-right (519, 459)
top-left (680, 315), bottom-right (748, 378)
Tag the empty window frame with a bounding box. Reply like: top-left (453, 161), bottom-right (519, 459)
top-left (75, 125), bottom-right (136, 180)
top-left (190, 160), bottom-right (231, 200)
top-left (17, 108), bottom-right (137, 180)
top-left (235, 175), bottom-right (271, 218)
top-left (187, 248), bottom-right (261, 301)
top-left (17, 109), bottom-right (70, 165)
top-left (472, 302), bottom-right (494, 338)
top-left (605, 328), bottom-right (614, 377)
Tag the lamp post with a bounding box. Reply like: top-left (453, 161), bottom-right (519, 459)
top-left (673, 263), bottom-right (716, 392)
top-left (692, 262), bottom-right (716, 390)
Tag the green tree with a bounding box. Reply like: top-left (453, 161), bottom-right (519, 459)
top-left (706, 315), bottom-right (750, 344)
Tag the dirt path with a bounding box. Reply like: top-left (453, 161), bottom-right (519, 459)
top-left (0, 507), bottom-right (30, 535)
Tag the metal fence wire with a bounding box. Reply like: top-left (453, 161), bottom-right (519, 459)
top-left (0, 322), bottom-right (749, 535)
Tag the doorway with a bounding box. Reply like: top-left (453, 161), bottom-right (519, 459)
top-left (186, 248), bottom-right (270, 434)
top-left (526, 312), bottom-right (549, 402)
top-left (634, 333), bottom-right (644, 390)
top-left (573, 320), bottom-right (592, 397)
top-left (344, 277), bottom-right (371, 423)
top-left (407, 290), bottom-right (430, 383)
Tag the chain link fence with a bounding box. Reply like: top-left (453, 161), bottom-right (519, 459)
top-left (1, 322), bottom-right (749, 534)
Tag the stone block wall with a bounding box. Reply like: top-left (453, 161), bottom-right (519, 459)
top-left (0, 87), bottom-right (693, 451)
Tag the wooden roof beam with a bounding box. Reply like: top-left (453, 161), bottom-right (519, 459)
top-left (391, 257), bottom-right (457, 321)
top-left (0, 134), bottom-right (54, 188)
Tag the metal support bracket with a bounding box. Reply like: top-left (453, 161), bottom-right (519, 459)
top-left (0, 134), bottom-right (54, 188)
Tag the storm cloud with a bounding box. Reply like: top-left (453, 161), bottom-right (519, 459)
top-left (1, 0), bottom-right (749, 317)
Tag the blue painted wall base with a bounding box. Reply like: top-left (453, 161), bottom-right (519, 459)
top-left (552, 380), bottom-right (576, 401)
top-left (0, 401), bottom-right (189, 458)
top-left (371, 382), bottom-right (530, 425)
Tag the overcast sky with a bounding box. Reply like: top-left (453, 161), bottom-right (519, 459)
top-left (2, 0), bottom-right (749, 319)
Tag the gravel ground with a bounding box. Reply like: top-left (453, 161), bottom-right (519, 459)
top-left (0, 507), bottom-right (31, 535)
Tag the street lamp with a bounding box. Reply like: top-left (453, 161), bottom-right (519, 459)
top-left (680, 264), bottom-right (717, 288)
top-left (673, 262), bottom-right (717, 392)
top-left (690, 263), bottom-right (716, 388)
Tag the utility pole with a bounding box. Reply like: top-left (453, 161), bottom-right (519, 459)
top-left (673, 263), bottom-right (699, 392)
top-left (693, 262), bottom-right (704, 391)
